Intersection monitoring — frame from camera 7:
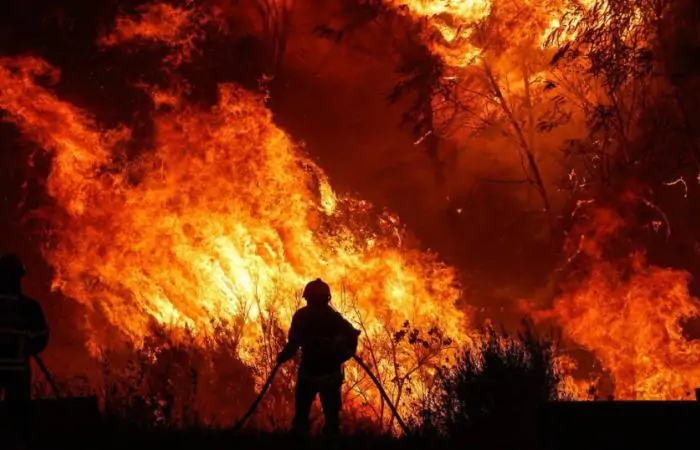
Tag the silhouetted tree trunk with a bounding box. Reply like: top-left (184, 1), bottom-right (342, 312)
top-left (483, 62), bottom-right (554, 234)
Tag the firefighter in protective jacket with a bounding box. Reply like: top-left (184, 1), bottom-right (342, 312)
top-left (277, 278), bottom-right (361, 437)
top-left (0, 253), bottom-right (49, 446)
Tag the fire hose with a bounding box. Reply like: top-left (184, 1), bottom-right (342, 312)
top-left (232, 354), bottom-right (411, 436)
top-left (33, 354), bottom-right (62, 400)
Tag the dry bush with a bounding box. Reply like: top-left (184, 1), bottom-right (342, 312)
top-left (417, 322), bottom-right (570, 448)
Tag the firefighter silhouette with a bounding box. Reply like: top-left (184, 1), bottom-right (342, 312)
top-left (277, 278), bottom-right (360, 437)
top-left (0, 254), bottom-right (49, 447)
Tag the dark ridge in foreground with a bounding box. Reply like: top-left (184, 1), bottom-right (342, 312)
top-left (2, 398), bottom-right (700, 450)
top-left (1, 325), bottom-right (698, 449)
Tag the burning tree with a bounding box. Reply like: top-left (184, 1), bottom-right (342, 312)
top-left (312, 0), bottom-right (700, 402)
top-left (380, 0), bottom-right (583, 237)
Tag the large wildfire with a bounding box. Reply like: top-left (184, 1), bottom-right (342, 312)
top-left (0, 53), bottom-right (469, 422)
top-left (1, 0), bottom-right (700, 432)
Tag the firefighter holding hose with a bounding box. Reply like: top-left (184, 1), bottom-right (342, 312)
top-left (0, 254), bottom-right (49, 449)
top-left (277, 278), bottom-right (361, 437)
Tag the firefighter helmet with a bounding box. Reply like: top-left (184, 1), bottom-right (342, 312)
top-left (0, 253), bottom-right (26, 280)
top-left (302, 278), bottom-right (331, 302)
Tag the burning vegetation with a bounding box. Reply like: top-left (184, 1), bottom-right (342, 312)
top-left (0, 53), bottom-right (468, 427)
top-left (1, 0), bottom-right (700, 436)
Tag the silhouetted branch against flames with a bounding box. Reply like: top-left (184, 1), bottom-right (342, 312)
top-left (544, 0), bottom-right (700, 273)
top-left (357, 1), bottom-right (579, 235)
top-left (550, 0), bottom-right (700, 187)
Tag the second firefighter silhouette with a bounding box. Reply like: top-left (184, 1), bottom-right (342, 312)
top-left (0, 254), bottom-right (50, 449)
top-left (277, 278), bottom-right (361, 436)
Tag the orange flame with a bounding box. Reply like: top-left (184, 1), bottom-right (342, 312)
top-left (98, 2), bottom-right (225, 66)
top-left (388, 0), bottom-right (602, 67)
top-left (530, 207), bottom-right (700, 400)
top-left (552, 253), bottom-right (700, 399)
top-left (0, 54), bottom-right (469, 419)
